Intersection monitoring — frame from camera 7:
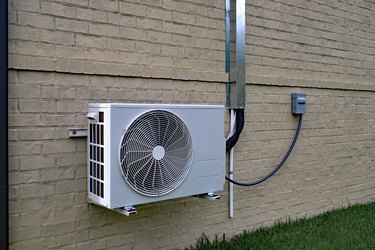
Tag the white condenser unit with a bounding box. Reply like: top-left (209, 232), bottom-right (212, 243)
top-left (87, 103), bottom-right (225, 213)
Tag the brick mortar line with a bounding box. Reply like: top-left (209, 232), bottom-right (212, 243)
top-left (248, 7), bottom-right (375, 42)
top-left (252, 81), bottom-right (375, 92)
top-left (248, 8), bottom-right (375, 38)
top-left (11, 33), bottom-right (375, 68)
top-left (8, 51), bottom-right (375, 80)
top-left (247, 54), bottom-right (375, 74)
top-left (248, 37), bottom-right (375, 64)
top-left (248, 24), bottom-right (375, 56)
top-left (254, 0), bottom-right (375, 29)
top-left (9, 68), bottom-right (375, 93)
top-left (248, 27), bottom-right (375, 57)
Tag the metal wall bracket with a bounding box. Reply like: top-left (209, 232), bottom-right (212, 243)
top-left (196, 192), bottom-right (221, 201)
top-left (115, 206), bottom-right (137, 216)
top-left (88, 198), bottom-right (137, 216)
top-left (69, 129), bottom-right (88, 138)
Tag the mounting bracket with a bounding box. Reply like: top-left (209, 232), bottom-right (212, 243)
top-left (69, 128), bottom-right (88, 138)
top-left (195, 192), bottom-right (221, 201)
top-left (115, 206), bottom-right (137, 216)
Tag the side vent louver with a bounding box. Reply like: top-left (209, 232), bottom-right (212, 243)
top-left (89, 112), bottom-right (105, 198)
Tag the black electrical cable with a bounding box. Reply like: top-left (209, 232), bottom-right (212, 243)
top-left (226, 109), bottom-right (245, 152)
top-left (226, 114), bottom-right (303, 186)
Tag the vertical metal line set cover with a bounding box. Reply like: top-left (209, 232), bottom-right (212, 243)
top-left (226, 0), bottom-right (246, 109)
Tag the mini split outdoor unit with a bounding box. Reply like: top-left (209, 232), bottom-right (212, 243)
top-left (87, 103), bottom-right (225, 214)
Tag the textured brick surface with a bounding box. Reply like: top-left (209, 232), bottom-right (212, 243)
top-left (8, 71), bottom-right (375, 249)
top-left (7, 0), bottom-right (375, 249)
top-left (8, 0), bottom-right (375, 89)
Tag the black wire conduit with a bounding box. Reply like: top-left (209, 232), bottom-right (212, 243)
top-left (226, 109), bottom-right (245, 152)
top-left (225, 110), bottom-right (303, 187)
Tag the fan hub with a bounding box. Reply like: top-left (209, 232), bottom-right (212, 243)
top-left (152, 145), bottom-right (165, 160)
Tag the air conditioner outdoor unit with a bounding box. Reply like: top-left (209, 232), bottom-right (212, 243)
top-left (87, 103), bottom-right (225, 213)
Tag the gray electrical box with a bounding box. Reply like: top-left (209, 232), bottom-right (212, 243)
top-left (292, 93), bottom-right (306, 114)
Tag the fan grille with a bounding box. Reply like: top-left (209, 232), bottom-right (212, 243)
top-left (120, 110), bottom-right (193, 197)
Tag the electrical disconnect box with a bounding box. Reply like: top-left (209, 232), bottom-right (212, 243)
top-left (292, 93), bottom-right (306, 114)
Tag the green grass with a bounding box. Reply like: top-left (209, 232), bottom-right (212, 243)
top-left (188, 202), bottom-right (375, 250)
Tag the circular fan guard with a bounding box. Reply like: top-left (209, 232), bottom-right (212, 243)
top-left (119, 110), bottom-right (193, 197)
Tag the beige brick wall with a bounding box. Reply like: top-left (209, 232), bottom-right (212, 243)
top-left (8, 0), bottom-right (375, 249)
top-left (8, 0), bottom-right (375, 89)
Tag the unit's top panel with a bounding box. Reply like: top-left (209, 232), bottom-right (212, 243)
top-left (89, 103), bottom-right (224, 110)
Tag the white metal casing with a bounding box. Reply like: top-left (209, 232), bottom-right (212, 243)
top-left (87, 103), bottom-right (225, 209)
